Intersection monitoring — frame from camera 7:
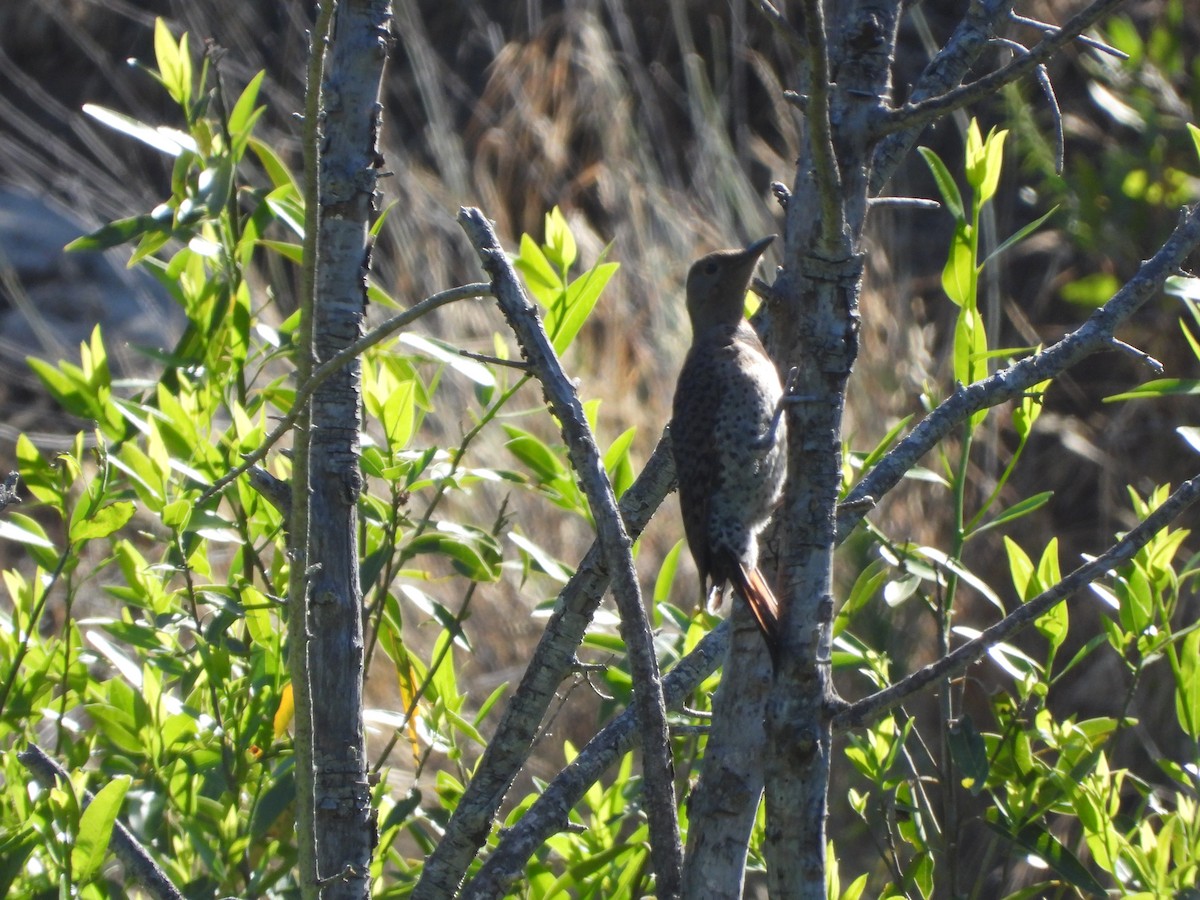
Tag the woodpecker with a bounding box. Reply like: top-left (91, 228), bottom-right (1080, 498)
top-left (670, 235), bottom-right (786, 659)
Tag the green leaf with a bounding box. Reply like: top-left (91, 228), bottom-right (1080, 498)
top-left (836, 560), bottom-right (887, 636)
top-left (82, 104), bottom-right (196, 156)
top-left (542, 206), bottom-right (577, 271)
top-left (508, 531), bottom-right (573, 583)
top-left (227, 70), bottom-right (267, 147)
top-left (249, 137), bottom-right (299, 191)
top-left (503, 427), bottom-right (564, 481)
top-left (942, 223), bottom-right (974, 308)
top-left (397, 333), bottom-right (495, 387)
top-left (1189, 122), bottom-right (1200, 165)
top-left (407, 526), bottom-right (501, 582)
top-left (380, 377), bottom-right (416, 451)
top-left (1105, 378), bottom-right (1200, 402)
top-left (965, 120), bottom-right (1008, 204)
top-left (653, 539), bottom-right (685, 605)
top-left (1034, 551), bottom-right (1068, 653)
top-left (0, 513), bottom-right (56, 551)
top-left (947, 714), bottom-right (988, 793)
top-left (973, 492), bottom-right (1053, 538)
top-left (1175, 628), bottom-right (1200, 738)
top-left (602, 425), bottom-right (637, 499)
top-left (153, 17), bottom-right (192, 108)
top-left (918, 146), bottom-right (964, 222)
top-left (1012, 381), bottom-right (1049, 440)
top-left (73, 775), bottom-right (131, 883)
top-left (514, 234), bottom-right (562, 308)
top-left (978, 128), bottom-right (1007, 205)
top-left (65, 214), bottom-right (169, 252)
top-left (985, 819), bottom-right (1107, 895)
top-left (1004, 536), bottom-right (1035, 600)
top-left (952, 306), bottom-right (988, 406)
top-left (70, 501), bottom-right (136, 543)
top-left (259, 239), bottom-right (304, 264)
top-left (858, 415), bottom-right (913, 473)
top-left (981, 207), bottom-right (1058, 269)
top-left (551, 260), bottom-right (618, 354)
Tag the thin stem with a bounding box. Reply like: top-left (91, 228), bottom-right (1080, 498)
top-left (287, 3), bottom-right (335, 896)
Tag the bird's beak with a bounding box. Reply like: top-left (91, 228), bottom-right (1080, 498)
top-left (741, 235), bottom-right (776, 260)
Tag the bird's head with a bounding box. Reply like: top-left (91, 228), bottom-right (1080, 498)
top-left (684, 235), bottom-right (775, 335)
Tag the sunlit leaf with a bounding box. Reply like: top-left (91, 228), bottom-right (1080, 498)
top-left (72, 776), bottom-right (131, 883)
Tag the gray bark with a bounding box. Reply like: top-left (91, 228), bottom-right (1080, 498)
top-left (681, 610), bottom-right (773, 898)
top-left (304, 2), bottom-right (393, 897)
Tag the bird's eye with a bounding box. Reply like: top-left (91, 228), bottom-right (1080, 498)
top-left (704, 261), bottom-right (719, 275)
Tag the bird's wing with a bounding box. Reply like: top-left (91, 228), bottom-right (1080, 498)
top-left (671, 342), bottom-right (727, 590)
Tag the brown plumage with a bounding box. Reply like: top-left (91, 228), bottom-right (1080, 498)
top-left (670, 236), bottom-right (787, 660)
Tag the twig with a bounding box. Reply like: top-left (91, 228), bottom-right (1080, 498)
top-left (833, 473), bottom-right (1200, 729)
top-left (1010, 11), bottom-right (1128, 59)
top-left (753, 0), bottom-right (805, 57)
top-left (456, 349), bottom-right (530, 370)
top-left (459, 207), bottom-right (681, 897)
top-left (198, 283), bottom-right (490, 504)
top-left (792, 0), bottom-right (848, 252)
top-left (1109, 337), bottom-right (1165, 374)
top-left (18, 743), bottom-right (186, 900)
top-left (867, 196), bottom-right (941, 210)
top-left (991, 37), bottom-right (1064, 175)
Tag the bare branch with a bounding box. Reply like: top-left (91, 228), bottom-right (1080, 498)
top-left (793, 0), bottom-right (847, 252)
top-left (1109, 337), bottom-right (1165, 374)
top-left (992, 37), bottom-right (1065, 174)
top-left (868, 196), bottom-right (941, 210)
top-left (415, 209), bottom-right (682, 899)
top-left (833, 473), bottom-right (1200, 729)
top-left (1010, 11), bottom-right (1129, 60)
top-left (872, 0), bottom-right (1014, 193)
top-left (839, 202), bottom-right (1200, 542)
top-left (873, 0), bottom-right (1130, 141)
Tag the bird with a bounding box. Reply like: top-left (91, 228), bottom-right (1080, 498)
top-left (670, 235), bottom-right (788, 661)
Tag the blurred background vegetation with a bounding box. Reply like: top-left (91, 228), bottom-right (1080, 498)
top-left (1, 0), bottom-right (1199, 890)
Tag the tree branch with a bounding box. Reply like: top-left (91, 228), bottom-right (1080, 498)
top-left (871, 0), bottom-right (1014, 193)
top-left (839, 202), bottom-right (1200, 542)
top-left (762, 0), bottom-right (846, 252)
top-left (413, 209), bottom-right (682, 898)
top-left (872, 0), bottom-right (1129, 142)
top-left (431, 436), bottom-right (677, 899)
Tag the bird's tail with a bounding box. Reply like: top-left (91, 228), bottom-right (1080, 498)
top-left (730, 563), bottom-right (781, 664)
